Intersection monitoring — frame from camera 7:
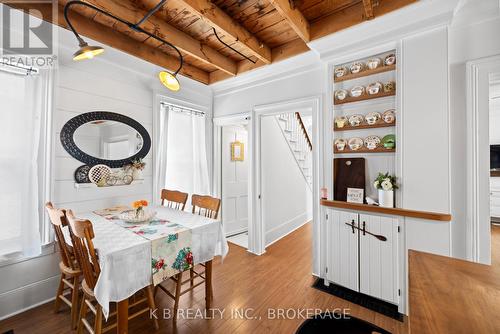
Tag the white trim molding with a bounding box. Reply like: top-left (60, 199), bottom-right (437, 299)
top-left (466, 54), bottom-right (500, 264)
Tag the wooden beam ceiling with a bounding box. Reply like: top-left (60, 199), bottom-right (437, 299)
top-left (268, 0), bottom-right (311, 43)
top-left (60, 0), bottom-right (237, 76)
top-left (175, 0), bottom-right (272, 64)
top-left (362, 0), bottom-right (375, 20)
top-left (6, 2), bottom-right (209, 84)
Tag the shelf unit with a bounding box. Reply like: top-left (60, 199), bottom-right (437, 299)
top-left (334, 120), bottom-right (395, 131)
top-left (334, 90), bottom-right (396, 105)
top-left (74, 179), bottom-right (144, 189)
top-left (334, 64), bottom-right (396, 83)
top-left (334, 147), bottom-right (395, 154)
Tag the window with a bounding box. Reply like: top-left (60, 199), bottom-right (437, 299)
top-left (156, 103), bottom-right (210, 207)
top-left (0, 65), bottom-right (52, 257)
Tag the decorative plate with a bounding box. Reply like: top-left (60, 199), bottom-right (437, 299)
top-left (334, 66), bottom-right (349, 78)
top-left (334, 138), bottom-right (347, 151)
top-left (384, 54), bottom-right (396, 66)
top-left (350, 85), bottom-right (365, 97)
top-left (119, 209), bottom-right (157, 223)
top-left (365, 112), bottom-right (381, 125)
top-left (384, 81), bottom-right (396, 92)
top-left (348, 114), bottom-right (364, 127)
top-left (364, 135), bottom-right (381, 150)
top-left (335, 116), bottom-right (348, 128)
top-left (74, 165), bottom-right (91, 183)
top-left (350, 62), bottom-right (364, 74)
top-left (348, 137), bottom-right (364, 151)
top-left (367, 58), bottom-right (381, 70)
top-left (367, 82), bottom-right (383, 95)
top-left (382, 109), bottom-right (396, 124)
top-left (335, 89), bottom-right (348, 101)
top-left (89, 164), bottom-right (112, 185)
top-left (381, 134), bottom-right (396, 149)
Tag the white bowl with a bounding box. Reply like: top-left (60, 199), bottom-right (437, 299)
top-left (119, 210), bottom-right (157, 223)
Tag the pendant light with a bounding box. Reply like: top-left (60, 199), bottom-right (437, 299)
top-left (64, 0), bottom-right (183, 91)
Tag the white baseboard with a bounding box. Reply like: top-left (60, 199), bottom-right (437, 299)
top-left (0, 274), bottom-right (59, 321)
top-left (265, 212), bottom-right (311, 247)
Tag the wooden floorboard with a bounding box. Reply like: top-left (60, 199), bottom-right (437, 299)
top-left (0, 223), bottom-right (408, 333)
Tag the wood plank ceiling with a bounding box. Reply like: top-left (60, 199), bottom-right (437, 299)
top-left (6, 0), bottom-right (417, 85)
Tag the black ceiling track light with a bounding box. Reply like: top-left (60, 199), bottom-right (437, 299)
top-left (64, 0), bottom-right (183, 91)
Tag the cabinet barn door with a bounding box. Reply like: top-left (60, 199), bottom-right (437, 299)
top-left (326, 209), bottom-right (359, 291)
top-left (359, 214), bottom-right (399, 304)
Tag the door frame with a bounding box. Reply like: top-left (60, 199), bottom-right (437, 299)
top-left (466, 54), bottom-right (500, 264)
top-left (253, 96), bottom-right (322, 259)
top-left (213, 113), bottom-right (254, 251)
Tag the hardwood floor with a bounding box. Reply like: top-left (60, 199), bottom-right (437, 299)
top-left (0, 223), bottom-right (408, 334)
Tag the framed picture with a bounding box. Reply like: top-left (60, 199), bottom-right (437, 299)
top-left (347, 188), bottom-right (364, 204)
top-left (231, 141), bottom-right (244, 161)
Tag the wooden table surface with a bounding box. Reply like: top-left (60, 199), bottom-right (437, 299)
top-left (409, 250), bottom-right (500, 333)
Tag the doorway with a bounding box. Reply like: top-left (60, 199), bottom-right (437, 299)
top-left (221, 124), bottom-right (250, 248)
top-left (489, 73), bottom-right (500, 266)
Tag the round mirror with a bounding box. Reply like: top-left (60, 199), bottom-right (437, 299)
top-left (73, 121), bottom-right (143, 160)
top-left (61, 112), bottom-right (151, 168)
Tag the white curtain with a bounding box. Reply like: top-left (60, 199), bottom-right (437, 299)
top-left (0, 68), bottom-right (50, 257)
top-left (156, 104), bottom-right (210, 207)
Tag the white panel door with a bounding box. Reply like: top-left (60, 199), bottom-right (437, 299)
top-left (222, 125), bottom-right (249, 236)
top-left (359, 214), bottom-right (399, 304)
top-left (326, 209), bottom-right (359, 291)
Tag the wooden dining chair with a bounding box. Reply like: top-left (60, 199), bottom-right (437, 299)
top-left (160, 189), bottom-right (188, 210)
top-left (156, 195), bottom-right (220, 319)
top-left (66, 210), bottom-right (159, 334)
top-left (45, 202), bottom-right (82, 330)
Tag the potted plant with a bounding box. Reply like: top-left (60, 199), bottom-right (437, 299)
top-left (132, 200), bottom-right (148, 219)
top-left (373, 172), bottom-right (398, 208)
top-left (125, 158), bottom-right (146, 180)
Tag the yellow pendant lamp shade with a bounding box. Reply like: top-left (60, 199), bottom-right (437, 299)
top-left (158, 71), bottom-right (180, 92)
top-left (73, 44), bottom-right (104, 61)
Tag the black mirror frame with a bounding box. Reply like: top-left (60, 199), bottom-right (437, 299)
top-left (60, 111), bottom-right (151, 168)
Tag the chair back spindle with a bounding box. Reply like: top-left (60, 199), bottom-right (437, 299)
top-left (45, 202), bottom-right (78, 271)
top-left (191, 195), bottom-right (221, 220)
top-left (161, 189), bottom-right (188, 211)
top-left (66, 210), bottom-right (101, 290)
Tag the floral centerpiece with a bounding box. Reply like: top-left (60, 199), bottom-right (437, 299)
top-left (373, 172), bottom-right (398, 208)
top-left (132, 199), bottom-right (148, 219)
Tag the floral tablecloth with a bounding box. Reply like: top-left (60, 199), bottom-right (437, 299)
top-left (67, 206), bottom-right (228, 318)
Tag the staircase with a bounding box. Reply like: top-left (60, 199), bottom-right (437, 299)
top-left (275, 112), bottom-right (313, 188)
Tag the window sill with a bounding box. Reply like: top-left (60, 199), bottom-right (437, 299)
top-left (0, 242), bottom-right (57, 268)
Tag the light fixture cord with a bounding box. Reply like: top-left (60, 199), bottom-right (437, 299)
top-left (63, 0), bottom-right (183, 75)
top-left (212, 28), bottom-right (256, 64)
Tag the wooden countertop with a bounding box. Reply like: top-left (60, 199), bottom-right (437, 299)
top-left (320, 200), bottom-right (452, 221)
top-left (409, 250), bottom-right (500, 333)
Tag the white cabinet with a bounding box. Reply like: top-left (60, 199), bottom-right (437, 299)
top-left (326, 209), bottom-right (400, 305)
top-left (359, 214), bottom-right (399, 304)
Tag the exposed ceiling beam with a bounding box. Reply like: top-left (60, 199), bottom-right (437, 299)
top-left (209, 38), bottom-right (310, 84)
top-left (60, 0), bottom-right (237, 76)
top-left (176, 0), bottom-right (272, 64)
top-left (362, 0), bottom-right (375, 20)
top-left (6, 3), bottom-right (209, 84)
top-left (268, 0), bottom-right (310, 43)
top-left (310, 0), bottom-right (418, 40)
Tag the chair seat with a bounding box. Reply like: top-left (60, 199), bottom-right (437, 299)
top-left (59, 261), bottom-right (81, 277)
top-left (81, 279), bottom-right (95, 299)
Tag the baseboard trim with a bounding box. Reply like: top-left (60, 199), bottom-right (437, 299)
top-left (266, 213), bottom-right (311, 247)
top-left (0, 274), bottom-right (59, 321)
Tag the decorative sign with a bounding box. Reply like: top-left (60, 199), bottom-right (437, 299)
top-left (231, 141), bottom-right (244, 161)
top-left (347, 188), bottom-right (364, 204)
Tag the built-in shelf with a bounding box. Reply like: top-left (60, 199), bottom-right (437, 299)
top-left (74, 180), bottom-right (144, 189)
top-left (334, 146), bottom-right (395, 154)
top-left (334, 64), bottom-right (396, 83)
top-left (320, 200), bottom-right (452, 221)
top-left (334, 90), bottom-right (396, 105)
top-left (334, 120), bottom-right (395, 132)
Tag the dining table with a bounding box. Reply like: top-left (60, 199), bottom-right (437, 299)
top-left (63, 205), bottom-right (229, 334)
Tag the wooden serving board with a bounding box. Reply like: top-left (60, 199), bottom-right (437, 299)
top-left (334, 158), bottom-right (366, 202)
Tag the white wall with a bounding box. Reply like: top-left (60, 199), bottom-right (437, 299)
top-left (490, 83), bottom-right (500, 144)
top-left (261, 116), bottom-right (312, 246)
top-left (0, 18), bottom-right (212, 319)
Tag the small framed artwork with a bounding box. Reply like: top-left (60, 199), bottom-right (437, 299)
top-left (231, 141), bottom-right (244, 161)
top-left (347, 188), bottom-right (364, 204)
